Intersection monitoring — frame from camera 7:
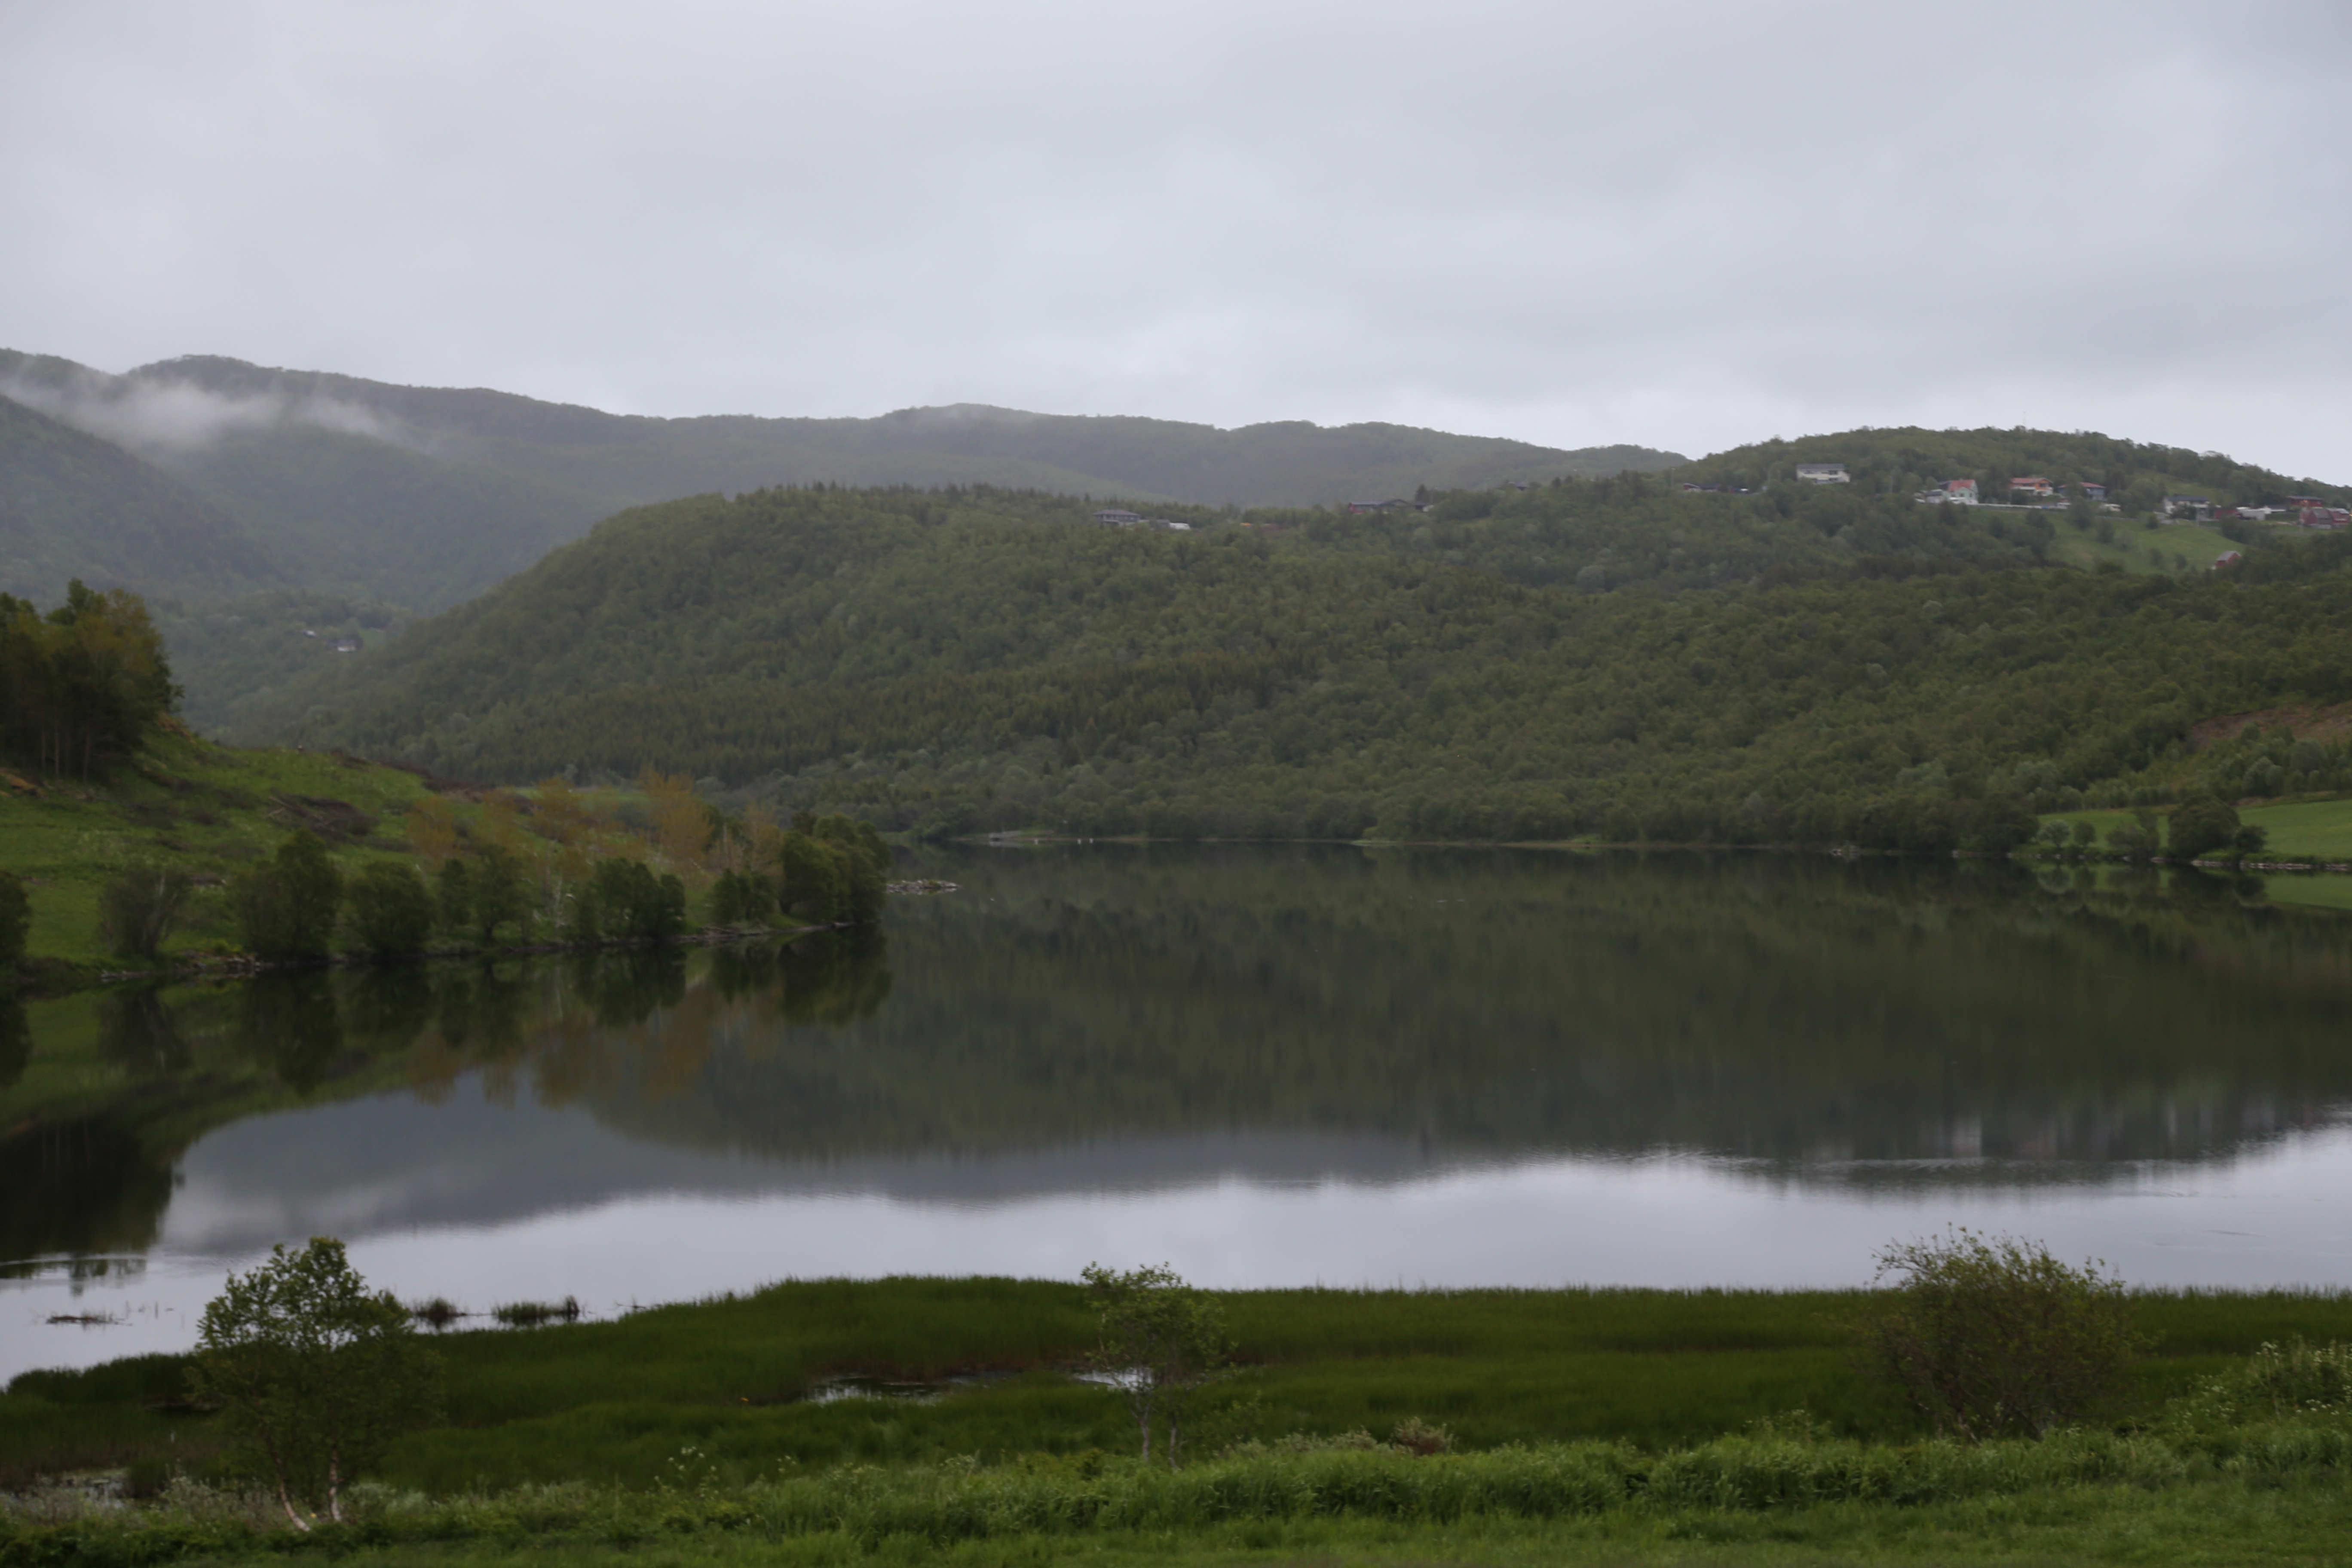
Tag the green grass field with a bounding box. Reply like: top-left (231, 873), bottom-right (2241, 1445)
top-left (2043, 516), bottom-right (2250, 576)
top-left (2037, 799), bottom-right (2352, 862)
top-left (0, 732), bottom-right (438, 970)
top-left (13, 1461), bottom-right (2352, 1568)
top-left (2236, 797), bottom-right (2352, 861)
top-left (10, 1278), bottom-right (2351, 1496)
top-left (9, 1280), bottom-right (2352, 1565)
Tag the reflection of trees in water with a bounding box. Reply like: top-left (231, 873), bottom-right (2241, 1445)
top-left (342, 968), bottom-right (434, 1056)
top-left (577, 848), bottom-right (2352, 1173)
top-left (710, 935), bottom-right (893, 1023)
top-left (9, 853), bottom-right (2352, 1263)
top-left (0, 938), bottom-right (893, 1259)
top-left (0, 1113), bottom-right (172, 1261)
top-left (238, 975), bottom-right (346, 1093)
top-left (576, 949), bottom-right (688, 1029)
top-left (97, 988), bottom-right (191, 1076)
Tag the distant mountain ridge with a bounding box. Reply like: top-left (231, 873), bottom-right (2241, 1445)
top-left (0, 392), bottom-right (278, 606)
top-left (0, 348), bottom-right (1683, 729)
top-left (0, 350), bottom-right (1685, 614)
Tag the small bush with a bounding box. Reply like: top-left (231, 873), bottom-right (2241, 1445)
top-left (1858, 1228), bottom-right (2151, 1440)
top-left (347, 861), bottom-right (434, 958)
top-left (98, 864), bottom-right (194, 961)
top-left (2176, 1338), bottom-right (2352, 1429)
top-left (2166, 796), bottom-right (2240, 861)
top-left (233, 833), bottom-right (343, 962)
top-left (1388, 1417), bottom-right (1453, 1456)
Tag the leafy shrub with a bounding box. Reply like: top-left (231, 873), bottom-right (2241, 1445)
top-left (1388, 1417), bottom-right (1453, 1456)
top-left (460, 845), bottom-right (530, 946)
top-left (2165, 796), bottom-right (2240, 861)
top-left (1858, 1228), bottom-right (2150, 1440)
top-left (579, 858), bottom-right (687, 942)
top-left (98, 864), bottom-right (193, 961)
top-left (2175, 1338), bottom-right (2352, 1429)
top-left (433, 858), bottom-right (473, 940)
top-left (186, 1237), bottom-right (442, 1528)
top-left (771, 814), bottom-right (890, 925)
top-left (709, 868), bottom-right (778, 927)
top-left (1083, 1262), bottom-right (1231, 1467)
top-left (233, 832), bottom-right (343, 962)
top-left (347, 861), bottom-right (434, 958)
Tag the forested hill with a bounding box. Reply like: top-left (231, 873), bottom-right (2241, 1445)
top-left (0, 392), bottom-right (277, 605)
top-left (1679, 427), bottom-right (2349, 515)
top-left (0, 351), bottom-right (1680, 613)
top-left (234, 479), bottom-right (2352, 849)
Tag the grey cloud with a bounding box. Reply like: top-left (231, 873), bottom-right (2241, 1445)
top-left (2, 0), bottom-right (2349, 478)
top-left (0, 361), bottom-right (405, 452)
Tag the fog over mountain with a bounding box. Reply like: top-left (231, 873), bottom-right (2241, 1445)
top-left (3, 3), bottom-right (2346, 480)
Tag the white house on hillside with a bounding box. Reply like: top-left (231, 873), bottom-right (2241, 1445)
top-left (1795, 463), bottom-right (1849, 484)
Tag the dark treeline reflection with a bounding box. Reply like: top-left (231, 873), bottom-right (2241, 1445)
top-left (6, 849), bottom-right (2352, 1266)
top-left (0, 936), bottom-right (889, 1262)
top-left (591, 847), bottom-right (2352, 1177)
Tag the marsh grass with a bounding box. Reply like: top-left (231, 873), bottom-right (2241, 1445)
top-left (15, 1278), bottom-right (2352, 1500)
top-left (490, 1297), bottom-right (582, 1328)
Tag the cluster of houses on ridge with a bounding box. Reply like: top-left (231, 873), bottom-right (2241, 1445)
top-left (1091, 469), bottom-right (2352, 535)
top-left (1751, 462), bottom-right (2351, 530)
top-left (2156, 494), bottom-right (2350, 528)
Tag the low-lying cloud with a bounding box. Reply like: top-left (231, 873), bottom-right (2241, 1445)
top-left (3, 1), bottom-right (2349, 479)
top-left (1, 363), bottom-right (403, 453)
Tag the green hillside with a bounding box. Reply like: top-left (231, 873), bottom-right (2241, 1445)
top-left (225, 474), bottom-right (2352, 849)
top-left (0, 393), bottom-right (277, 606)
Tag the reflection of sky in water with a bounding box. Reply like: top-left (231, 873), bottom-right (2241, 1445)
top-left (7, 1075), bottom-right (2351, 1380)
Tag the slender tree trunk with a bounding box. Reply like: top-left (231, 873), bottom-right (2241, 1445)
top-left (260, 1426), bottom-right (311, 1531)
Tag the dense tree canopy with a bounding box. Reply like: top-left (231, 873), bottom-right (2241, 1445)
top-left (0, 580), bottom-right (179, 779)
top-left (215, 445), bottom-right (2352, 850)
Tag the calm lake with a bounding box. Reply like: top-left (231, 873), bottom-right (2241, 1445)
top-left (6, 845), bottom-right (2352, 1381)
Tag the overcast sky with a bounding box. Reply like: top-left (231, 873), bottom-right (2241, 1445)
top-left (5, 1), bottom-right (2348, 476)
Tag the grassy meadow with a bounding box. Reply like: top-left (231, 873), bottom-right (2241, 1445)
top-left (0, 730), bottom-right (440, 972)
top-left (2043, 515), bottom-right (2251, 576)
top-left (2037, 797), bottom-right (2352, 861)
top-left (10, 1277), bottom-right (2352, 1493)
top-left (7, 1279), bottom-right (2352, 1566)
top-left (0, 728), bottom-right (732, 982)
